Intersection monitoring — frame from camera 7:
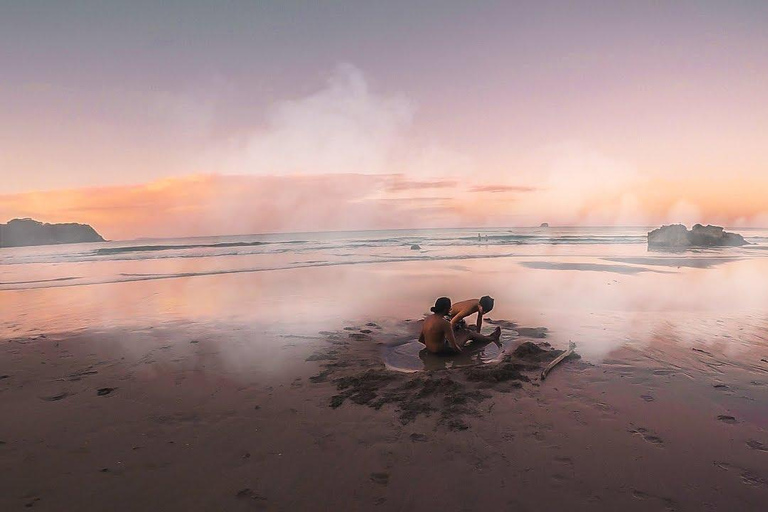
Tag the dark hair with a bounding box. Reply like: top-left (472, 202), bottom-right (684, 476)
top-left (479, 295), bottom-right (494, 312)
top-left (430, 297), bottom-right (451, 315)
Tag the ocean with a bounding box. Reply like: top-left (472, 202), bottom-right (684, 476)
top-left (2, 226), bottom-right (768, 362)
top-left (3, 226), bottom-right (767, 291)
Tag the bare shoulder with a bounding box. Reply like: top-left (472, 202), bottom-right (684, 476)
top-left (423, 315), bottom-right (444, 330)
top-left (456, 299), bottom-right (479, 312)
top-left (451, 299), bottom-right (471, 310)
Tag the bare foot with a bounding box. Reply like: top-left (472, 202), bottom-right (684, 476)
top-left (491, 326), bottom-right (501, 340)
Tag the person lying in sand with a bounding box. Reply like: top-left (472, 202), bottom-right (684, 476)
top-left (419, 297), bottom-right (501, 354)
top-left (449, 295), bottom-right (495, 333)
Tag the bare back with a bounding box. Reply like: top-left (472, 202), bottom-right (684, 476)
top-left (419, 314), bottom-right (456, 354)
top-left (449, 299), bottom-right (480, 322)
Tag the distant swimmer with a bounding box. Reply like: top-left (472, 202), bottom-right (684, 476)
top-left (449, 295), bottom-right (495, 333)
top-left (419, 297), bottom-right (501, 354)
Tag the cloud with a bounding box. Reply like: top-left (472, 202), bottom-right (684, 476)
top-left (385, 176), bottom-right (458, 192)
top-left (665, 200), bottom-right (703, 226)
top-left (469, 185), bottom-right (538, 193)
top-left (511, 142), bottom-right (648, 226)
top-left (0, 175), bottom-right (487, 239)
top-left (220, 64), bottom-right (413, 176)
top-left (210, 64), bottom-right (483, 183)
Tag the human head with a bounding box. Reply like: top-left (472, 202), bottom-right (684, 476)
top-left (479, 295), bottom-right (494, 313)
top-left (430, 297), bottom-right (451, 315)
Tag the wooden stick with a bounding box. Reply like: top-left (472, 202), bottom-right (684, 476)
top-left (541, 341), bottom-right (576, 380)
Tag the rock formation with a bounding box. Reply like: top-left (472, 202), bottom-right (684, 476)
top-left (647, 224), bottom-right (747, 249)
top-left (539, 222), bottom-right (549, 228)
top-left (0, 218), bottom-right (105, 248)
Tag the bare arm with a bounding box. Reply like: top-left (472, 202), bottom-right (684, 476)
top-left (444, 321), bottom-right (461, 352)
top-left (450, 307), bottom-right (471, 327)
top-left (476, 307), bottom-right (483, 332)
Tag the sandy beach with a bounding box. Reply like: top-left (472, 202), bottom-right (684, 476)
top-left (6, 3), bottom-right (768, 509)
top-left (2, 232), bottom-right (768, 511)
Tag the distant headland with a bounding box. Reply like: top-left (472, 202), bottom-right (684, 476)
top-left (0, 218), bottom-right (105, 248)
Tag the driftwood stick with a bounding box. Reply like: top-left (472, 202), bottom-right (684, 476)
top-left (541, 341), bottom-right (576, 380)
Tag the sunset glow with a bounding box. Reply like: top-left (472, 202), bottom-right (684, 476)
top-left (2, 2), bottom-right (767, 237)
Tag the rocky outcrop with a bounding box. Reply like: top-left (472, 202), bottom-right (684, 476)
top-left (539, 222), bottom-right (549, 228)
top-left (0, 218), bottom-right (105, 248)
top-left (647, 224), bottom-right (747, 249)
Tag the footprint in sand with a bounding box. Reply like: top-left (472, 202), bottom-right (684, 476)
top-left (632, 490), bottom-right (676, 509)
top-left (235, 488), bottom-right (267, 503)
top-left (640, 395), bottom-right (655, 402)
top-left (40, 392), bottom-right (69, 402)
top-left (741, 471), bottom-right (768, 487)
top-left (24, 497), bottom-right (42, 508)
top-left (370, 472), bottom-right (389, 485)
top-left (714, 461), bottom-right (734, 471)
top-left (410, 433), bottom-right (428, 443)
top-left (714, 461), bottom-right (768, 488)
top-left (717, 415), bottom-right (737, 424)
top-left (628, 427), bottom-right (664, 446)
top-left (746, 440), bottom-right (767, 452)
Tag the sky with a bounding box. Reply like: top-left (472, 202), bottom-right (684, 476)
top-left (1, 1), bottom-right (767, 238)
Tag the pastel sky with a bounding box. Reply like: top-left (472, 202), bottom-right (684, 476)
top-left (2, 1), bottom-right (767, 238)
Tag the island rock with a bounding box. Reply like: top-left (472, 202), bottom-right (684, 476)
top-left (0, 218), bottom-right (105, 248)
top-left (647, 224), bottom-right (747, 249)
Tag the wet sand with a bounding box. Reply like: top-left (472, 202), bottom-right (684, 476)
top-left (2, 318), bottom-right (767, 511)
top-left (3, 245), bottom-right (768, 510)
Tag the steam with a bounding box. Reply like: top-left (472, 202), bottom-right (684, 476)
top-left (220, 64), bottom-right (413, 176)
top-left (3, 64), bottom-right (768, 375)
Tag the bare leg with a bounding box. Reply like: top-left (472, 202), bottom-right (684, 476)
top-left (454, 330), bottom-right (473, 349)
top-left (466, 326), bottom-right (501, 344)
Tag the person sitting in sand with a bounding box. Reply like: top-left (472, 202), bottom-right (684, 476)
top-left (419, 297), bottom-right (501, 354)
top-left (449, 295), bottom-right (495, 333)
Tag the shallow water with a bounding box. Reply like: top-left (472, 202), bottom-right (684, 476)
top-left (382, 333), bottom-right (516, 372)
top-left (2, 226), bottom-right (767, 291)
top-left (2, 227), bottom-right (768, 368)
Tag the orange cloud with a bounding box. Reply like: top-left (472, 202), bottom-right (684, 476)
top-left (469, 185), bottom-right (538, 193)
top-left (0, 174), bottom-right (529, 239)
top-left (385, 176), bottom-right (458, 192)
top-left (2, 173), bottom-right (766, 240)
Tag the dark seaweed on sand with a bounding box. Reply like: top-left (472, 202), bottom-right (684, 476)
top-left (312, 327), bottom-right (581, 431)
top-left (330, 370), bottom-right (491, 430)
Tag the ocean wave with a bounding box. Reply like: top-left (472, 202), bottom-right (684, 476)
top-left (1, 252), bottom-right (530, 291)
top-left (94, 240), bottom-right (309, 256)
